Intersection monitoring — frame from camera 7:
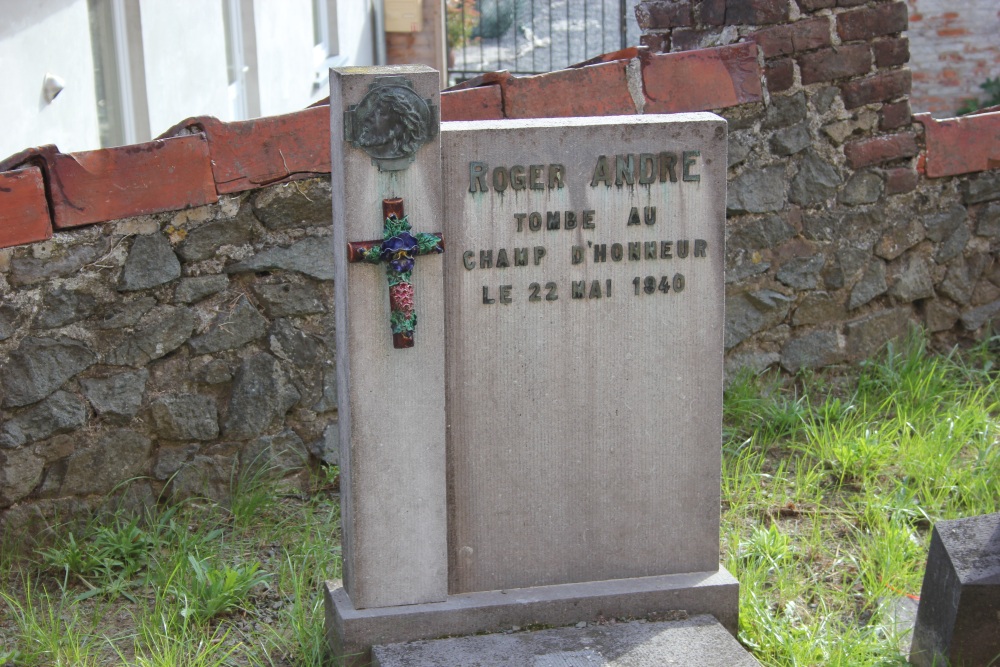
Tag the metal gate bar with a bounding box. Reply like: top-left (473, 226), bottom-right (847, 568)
top-left (446, 0), bottom-right (640, 86)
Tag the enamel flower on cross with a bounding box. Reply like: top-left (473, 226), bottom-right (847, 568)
top-left (347, 198), bottom-right (444, 349)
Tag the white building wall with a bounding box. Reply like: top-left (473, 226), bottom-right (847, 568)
top-left (337, 0), bottom-right (376, 67)
top-left (0, 0), bottom-right (100, 159)
top-left (254, 0), bottom-right (317, 118)
top-left (139, 0), bottom-right (231, 137)
top-left (0, 0), bottom-right (377, 159)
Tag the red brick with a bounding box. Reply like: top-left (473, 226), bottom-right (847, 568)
top-left (635, 1), bottom-right (693, 29)
top-left (161, 108), bottom-right (329, 195)
top-left (441, 85), bottom-right (504, 121)
top-left (570, 47), bottom-right (643, 69)
top-left (752, 25), bottom-right (793, 58)
top-left (0, 167), bottom-right (52, 249)
top-left (641, 42), bottom-right (763, 113)
top-left (798, 44), bottom-right (872, 85)
top-left (841, 69), bottom-right (911, 109)
top-left (873, 37), bottom-right (909, 68)
top-left (837, 3), bottom-right (908, 42)
top-left (844, 132), bottom-right (918, 168)
top-left (789, 17), bottom-right (832, 52)
top-left (880, 100), bottom-right (911, 130)
top-left (884, 167), bottom-right (918, 194)
top-left (766, 58), bottom-right (795, 93)
top-left (2, 136), bottom-right (218, 229)
top-left (696, 0), bottom-right (727, 25)
top-left (725, 0), bottom-right (789, 25)
top-left (798, 0), bottom-right (835, 10)
top-left (915, 111), bottom-right (1000, 178)
top-left (504, 60), bottom-right (636, 119)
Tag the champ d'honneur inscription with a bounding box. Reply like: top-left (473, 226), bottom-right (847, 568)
top-left (442, 115), bottom-right (726, 594)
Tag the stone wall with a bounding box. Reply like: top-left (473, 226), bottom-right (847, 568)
top-left (2, 0), bottom-right (1000, 534)
top-left (0, 179), bottom-right (337, 535)
top-left (635, 0), bottom-right (1000, 375)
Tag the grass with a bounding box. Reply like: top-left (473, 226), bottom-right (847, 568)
top-left (1, 330), bottom-right (998, 665)
top-left (0, 465), bottom-right (341, 666)
top-left (723, 331), bottom-right (1000, 665)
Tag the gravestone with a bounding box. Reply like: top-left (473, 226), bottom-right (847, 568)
top-left (910, 512), bottom-right (1000, 667)
top-left (326, 65), bottom-right (738, 664)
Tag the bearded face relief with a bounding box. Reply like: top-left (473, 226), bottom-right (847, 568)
top-left (346, 76), bottom-right (437, 170)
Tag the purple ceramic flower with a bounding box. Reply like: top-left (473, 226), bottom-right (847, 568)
top-left (381, 231), bottom-right (419, 273)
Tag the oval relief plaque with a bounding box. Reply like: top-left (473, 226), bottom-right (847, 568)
top-left (344, 76), bottom-right (438, 171)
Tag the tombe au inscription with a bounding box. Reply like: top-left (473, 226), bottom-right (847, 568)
top-left (465, 150), bottom-right (708, 306)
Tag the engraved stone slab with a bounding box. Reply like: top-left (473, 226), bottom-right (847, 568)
top-left (331, 65), bottom-right (447, 610)
top-left (441, 115), bottom-right (727, 593)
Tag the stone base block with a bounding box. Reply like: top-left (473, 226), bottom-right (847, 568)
top-left (325, 568), bottom-right (739, 665)
top-left (372, 614), bottom-right (759, 666)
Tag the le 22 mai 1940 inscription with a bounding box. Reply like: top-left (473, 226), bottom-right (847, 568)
top-left (464, 152), bottom-right (710, 305)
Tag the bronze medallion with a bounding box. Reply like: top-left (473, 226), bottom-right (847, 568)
top-left (344, 76), bottom-right (438, 171)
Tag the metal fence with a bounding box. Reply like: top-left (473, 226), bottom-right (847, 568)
top-left (446, 0), bottom-right (641, 86)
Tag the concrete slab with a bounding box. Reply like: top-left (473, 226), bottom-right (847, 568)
top-left (325, 568), bottom-right (739, 665)
top-left (372, 614), bottom-right (760, 666)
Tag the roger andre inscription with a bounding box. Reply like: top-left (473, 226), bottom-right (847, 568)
top-left (463, 151), bottom-right (710, 305)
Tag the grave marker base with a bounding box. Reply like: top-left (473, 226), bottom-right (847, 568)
top-left (325, 567), bottom-right (739, 665)
top-left (371, 614), bottom-right (759, 667)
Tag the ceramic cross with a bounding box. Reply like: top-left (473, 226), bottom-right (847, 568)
top-left (346, 198), bottom-right (444, 348)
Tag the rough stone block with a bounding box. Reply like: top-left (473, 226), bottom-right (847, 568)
top-left (884, 167), bottom-right (918, 195)
top-left (790, 149), bottom-right (843, 205)
top-left (188, 296), bottom-right (267, 355)
top-left (780, 329), bottom-right (845, 372)
top-left (910, 513), bottom-right (1000, 667)
top-left (251, 179), bottom-right (332, 231)
top-left (762, 91), bottom-right (807, 129)
top-left (1, 336), bottom-right (97, 408)
top-left (839, 170), bottom-right (884, 205)
top-left (728, 165), bottom-right (788, 214)
top-left (226, 236), bottom-right (336, 280)
top-left (104, 306), bottom-right (195, 367)
top-left (961, 172), bottom-right (1000, 206)
top-left (845, 307), bottom-right (912, 358)
top-left (117, 233), bottom-right (182, 291)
